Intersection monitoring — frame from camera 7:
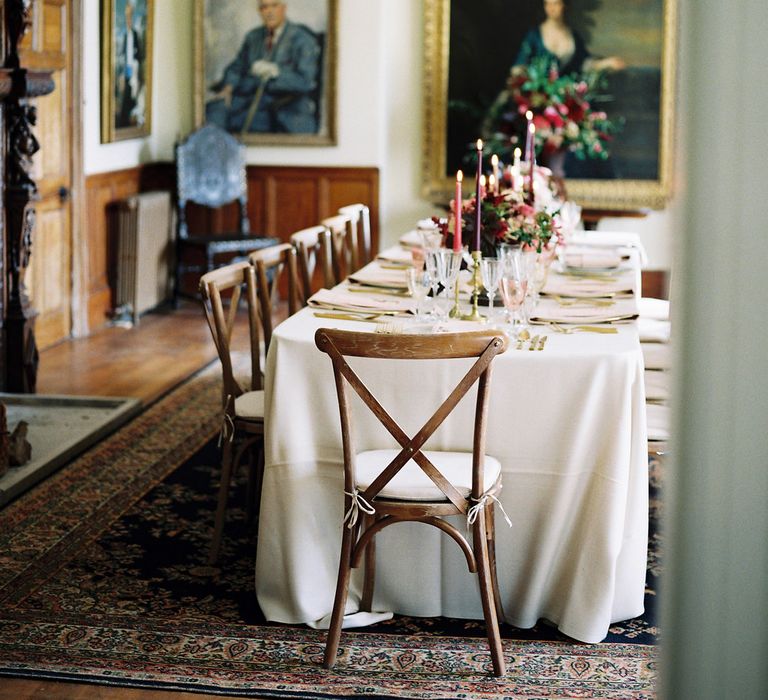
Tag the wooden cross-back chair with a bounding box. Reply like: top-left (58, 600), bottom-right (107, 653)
top-left (290, 225), bottom-right (334, 304)
top-left (248, 243), bottom-right (303, 352)
top-left (314, 328), bottom-right (509, 677)
top-left (338, 203), bottom-right (372, 266)
top-left (199, 261), bottom-right (265, 565)
top-left (320, 213), bottom-right (358, 283)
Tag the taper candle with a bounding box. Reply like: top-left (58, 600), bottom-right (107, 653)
top-left (454, 170), bottom-right (463, 251)
top-left (527, 123), bottom-right (536, 200)
top-left (525, 110), bottom-right (533, 162)
top-left (474, 139), bottom-right (483, 251)
top-left (491, 154), bottom-right (499, 194)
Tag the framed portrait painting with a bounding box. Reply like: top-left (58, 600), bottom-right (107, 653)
top-left (194, 0), bottom-right (337, 146)
top-left (423, 0), bottom-right (677, 209)
top-left (100, 0), bottom-right (154, 142)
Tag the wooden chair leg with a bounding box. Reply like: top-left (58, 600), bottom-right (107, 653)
top-left (360, 514), bottom-right (376, 612)
top-left (324, 523), bottom-right (356, 669)
top-left (208, 438), bottom-right (235, 566)
top-left (473, 510), bottom-right (506, 677)
top-left (485, 506), bottom-right (505, 623)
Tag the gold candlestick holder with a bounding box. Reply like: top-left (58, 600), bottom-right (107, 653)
top-left (449, 273), bottom-right (462, 318)
top-left (462, 250), bottom-right (484, 322)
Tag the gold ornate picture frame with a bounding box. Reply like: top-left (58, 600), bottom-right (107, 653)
top-left (100, 0), bottom-right (154, 143)
top-left (422, 0), bottom-right (677, 210)
top-left (194, 0), bottom-right (337, 146)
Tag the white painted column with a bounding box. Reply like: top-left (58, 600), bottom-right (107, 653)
top-left (662, 0), bottom-right (768, 697)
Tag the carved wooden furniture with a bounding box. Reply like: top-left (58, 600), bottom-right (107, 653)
top-left (290, 225), bottom-right (334, 304)
top-left (199, 261), bottom-right (265, 565)
top-left (248, 243), bottom-right (303, 351)
top-left (1, 0), bottom-right (56, 391)
top-left (314, 328), bottom-right (509, 676)
top-left (338, 203), bottom-right (372, 266)
top-left (175, 124), bottom-right (277, 305)
top-left (320, 213), bottom-right (357, 283)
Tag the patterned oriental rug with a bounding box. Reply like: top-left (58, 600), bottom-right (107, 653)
top-left (0, 365), bottom-right (660, 699)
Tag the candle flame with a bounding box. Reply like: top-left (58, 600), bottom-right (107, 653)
top-left (526, 110), bottom-right (533, 120)
top-left (529, 123), bottom-right (536, 134)
top-left (476, 139), bottom-right (483, 150)
top-left (488, 174), bottom-right (496, 186)
top-left (480, 174), bottom-right (486, 186)
top-left (491, 154), bottom-right (499, 166)
top-left (514, 147), bottom-right (522, 158)
top-left (457, 169), bottom-right (463, 182)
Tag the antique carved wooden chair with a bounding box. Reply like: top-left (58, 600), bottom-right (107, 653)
top-left (314, 328), bottom-right (509, 676)
top-left (338, 203), bottom-right (372, 266)
top-left (320, 213), bottom-right (358, 282)
top-left (199, 261), bottom-right (265, 565)
top-left (175, 124), bottom-right (277, 304)
top-left (290, 225), bottom-right (335, 304)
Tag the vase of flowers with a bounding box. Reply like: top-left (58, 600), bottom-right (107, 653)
top-left (481, 56), bottom-right (621, 170)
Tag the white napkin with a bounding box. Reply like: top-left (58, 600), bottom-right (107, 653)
top-left (399, 230), bottom-right (422, 248)
top-left (377, 247), bottom-right (414, 265)
top-left (570, 231), bottom-right (648, 266)
top-left (561, 248), bottom-right (624, 270)
top-left (642, 342), bottom-right (671, 370)
top-left (638, 297), bottom-right (670, 321)
top-left (308, 288), bottom-right (413, 314)
top-left (638, 318), bottom-right (671, 343)
top-left (543, 272), bottom-right (636, 298)
top-left (348, 265), bottom-right (409, 290)
top-left (645, 369), bottom-right (670, 402)
top-left (646, 403), bottom-right (670, 442)
top-left (530, 297), bottom-right (638, 324)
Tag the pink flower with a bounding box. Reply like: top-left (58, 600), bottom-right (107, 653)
top-left (544, 105), bottom-right (564, 129)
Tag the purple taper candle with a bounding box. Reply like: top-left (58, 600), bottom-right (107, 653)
top-left (474, 139), bottom-right (483, 251)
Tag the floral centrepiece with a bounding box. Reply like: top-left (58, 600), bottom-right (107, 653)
top-left (483, 56), bottom-right (621, 164)
top-left (439, 187), bottom-right (561, 259)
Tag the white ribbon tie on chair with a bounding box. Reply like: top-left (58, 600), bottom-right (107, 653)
top-left (467, 493), bottom-right (513, 529)
top-left (218, 394), bottom-right (236, 447)
top-left (343, 489), bottom-right (376, 529)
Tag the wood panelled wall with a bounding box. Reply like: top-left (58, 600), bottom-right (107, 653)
top-left (84, 164), bottom-right (379, 331)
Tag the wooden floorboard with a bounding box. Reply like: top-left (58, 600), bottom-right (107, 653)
top-left (36, 302), bottom-right (219, 406)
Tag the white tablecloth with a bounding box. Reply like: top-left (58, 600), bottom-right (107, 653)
top-left (256, 302), bottom-right (648, 643)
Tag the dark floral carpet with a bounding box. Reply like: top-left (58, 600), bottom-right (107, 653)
top-left (0, 365), bottom-right (659, 698)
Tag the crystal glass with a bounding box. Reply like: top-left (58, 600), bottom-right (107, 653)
top-left (480, 257), bottom-right (503, 322)
top-left (500, 250), bottom-right (528, 333)
top-left (424, 249), bottom-right (441, 317)
top-left (406, 267), bottom-right (431, 320)
top-left (435, 248), bottom-right (463, 318)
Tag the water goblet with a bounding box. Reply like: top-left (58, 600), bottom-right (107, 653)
top-left (406, 267), bottom-right (431, 321)
top-left (436, 248), bottom-right (463, 319)
top-left (480, 257), bottom-right (503, 323)
top-left (424, 248), bottom-right (441, 317)
top-left (499, 251), bottom-right (528, 335)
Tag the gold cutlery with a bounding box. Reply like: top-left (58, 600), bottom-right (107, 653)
top-left (515, 328), bottom-right (530, 350)
top-left (537, 335), bottom-right (548, 351)
top-left (528, 334), bottom-right (540, 351)
top-left (313, 311), bottom-right (388, 322)
top-left (346, 285), bottom-right (411, 297)
top-left (544, 321), bottom-right (619, 334)
top-left (551, 295), bottom-right (616, 308)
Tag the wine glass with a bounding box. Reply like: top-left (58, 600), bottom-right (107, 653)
top-left (424, 249), bottom-right (441, 317)
top-left (480, 257), bottom-right (503, 323)
top-left (499, 250), bottom-right (528, 334)
top-left (406, 267), bottom-right (431, 321)
top-left (436, 249), bottom-right (463, 318)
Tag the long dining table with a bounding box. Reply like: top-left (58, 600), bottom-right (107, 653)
top-left (255, 242), bottom-right (648, 644)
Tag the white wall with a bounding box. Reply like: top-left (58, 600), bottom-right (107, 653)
top-left (82, 0), bottom-right (674, 268)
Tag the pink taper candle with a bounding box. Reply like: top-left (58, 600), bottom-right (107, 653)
top-left (527, 123), bottom-right (536, 200)
top-left (454, 170), bottom-right (463, 251)
top-left (525, 110), bottom-right (534, 162)
top-left (474, 139), bottom-right (483, 251)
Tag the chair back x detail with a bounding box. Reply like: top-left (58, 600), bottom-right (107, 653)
top-left (315, 328), bottom-right (509, 677)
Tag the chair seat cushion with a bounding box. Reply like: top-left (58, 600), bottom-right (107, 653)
top-left (235, 390), bottom-right (265, 420)
top-left (355, 449), bottom-right (501, 502)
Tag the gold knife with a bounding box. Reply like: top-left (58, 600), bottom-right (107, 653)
top-left (537, 335), bottom-right (548, 351)
top-left (528, 334), bottom-right (540, 351)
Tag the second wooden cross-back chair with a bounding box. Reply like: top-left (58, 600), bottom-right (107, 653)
top-left (338, 203), bottom-right (372, 266)
top-left (314, 328), bottom-right (510, 677)
top-left (290, 225), bottom-right (335, 304)
top-left (320, 213), bottom-right (358, 283)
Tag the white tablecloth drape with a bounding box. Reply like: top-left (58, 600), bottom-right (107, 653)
top-left (255, 307), bottom-right (648, 643)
